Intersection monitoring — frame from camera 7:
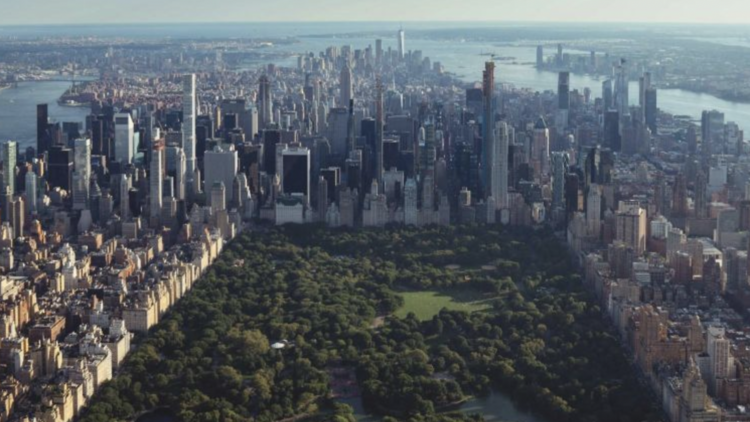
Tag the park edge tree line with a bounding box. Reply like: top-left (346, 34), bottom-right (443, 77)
top-left (78, 224), bottom-right (664, 422)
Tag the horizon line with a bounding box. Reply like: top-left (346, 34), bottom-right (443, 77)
top-left (1, 19), bottom-right (750, 29)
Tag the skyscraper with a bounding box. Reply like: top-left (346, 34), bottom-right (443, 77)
top-left (551, 152), bottom-right (569, 209)
top-left (557, 71), bottom-right (570, 130)
top-left (375, 78), bottom-right (384, 185)
top-left (204, 145), bottom-right (239, 205)
top-left (375, 39), bottom-right (383, 66)
top-left (340, 64), bottom-right (353, 108)
top-left (258, 75), bottom-right (273, 129)
top-left (536, 45), bottom-right (544, 68)
top-left (280, 145), bottom-right (311, 202)
top-left (614, 59), bottom-right (629, 118)
top-left (532, 117), bottom-right (550, 181)
top-left (25, 171), bottom-right (37, 215)
top-left (482, 62), bottom-right (495, 195)
top-left (36, 104), bottom-right (52, 156)
top-left (114, 113), bottom-right (134, 165)
top-left (210, 181), bottom-right (226, 213)
top-left (398, 28), bottom-right (405, 60)
top-left (150, 140), bottom-right (164, 226)
top-left (72, 138), bottom-right (91, 210)
top-left (1, 141), bottom-right (17, 196)
top-left (495, 121), bottom-right (509, 209)
top-left (182, 74), bottom-right (197, 181)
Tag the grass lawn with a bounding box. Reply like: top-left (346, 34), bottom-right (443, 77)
top-left (394, 289), bottom-right (496, 320)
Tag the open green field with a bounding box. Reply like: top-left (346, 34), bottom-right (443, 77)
top-left (395, 289), bottom-right (496, 320)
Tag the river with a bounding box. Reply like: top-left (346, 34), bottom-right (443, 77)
top-left (0, 81), bottom-right (90, 149)
top-left (2, 24), bottom-right (750, 143)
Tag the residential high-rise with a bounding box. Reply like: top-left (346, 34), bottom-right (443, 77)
top-left (258, 75), bottom-right (273, 129)
top-left (210, 181), bottom-right (226, 213)
top-left (150, 140), bottom-right (164, 226)
top-left (173, 147), bottom-right (186, 201)
top-left (397, 28), bottom-right (405, 60)
top-left (615, 201), bottom-right (647, 255)
top-left (482, 61), bottom-right (495, 194)
top-left (536, 45), bottom-right (544, 68)
top-left (114, 113), bottom-right (134, 165)
top-left (404, 178), bottom-right (418, 225)
top-left (496, 122), bottom-right (509, 209)
top-left (25, 171), bottom-right (37, 215)
top-left (532, 117), bottom-right (550, 180)
top-left (375, 78), bottom-right (384, 185)
top-left (118, 174), bottom-right (131, 219)
top-left (645, 88), bottom-right (658, 135)
top-left (1, 141), bottom-right (17, 196)
top-left (72, 138), bottom-right (91, 210)
top-left (375, 39), bottom-right (383, 65)
top-left (557, 72), bottom-right (570, 130)
top-left (551, 152), bottom-right (569, 210)
top-left (182, 74), bottom-right (197, 180)
top-left (614, 58), bottom-right (629, 118)
top-left (339, 64), bottom-right (353, 108)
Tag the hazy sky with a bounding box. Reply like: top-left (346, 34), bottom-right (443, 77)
top-left (2, 0), bottom-right (750, 25)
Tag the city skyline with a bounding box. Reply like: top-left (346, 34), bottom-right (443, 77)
top-left (3, 0), bottom-right (750, 26)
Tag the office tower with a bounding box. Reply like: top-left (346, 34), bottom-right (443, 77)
top-left (615, 201), bottom-right (647, 255)
top-left (119, 174), bottom-right (131, 219)
top-left (701, 110), bottom-right (725, 161)
top-left (114, 113), bottom-right (134, 165)
top-left (645, 88), bottom-right (657, 134)
top-left (182, 74), bottom-right (197, 181)
top-left (25, 171), bottom-right (37, 215)
top-left (556, 43), bottom-right (563, 65)
top-left (375, 79), bottom-right (384, 185)
top-left (602, 79), bottom-right (613, 111)
top-left (150, 140), bottom-right (164, 225)
top-left (482, 62), bottom-right (495, 194)
top-left (72, 138), bottom-right (91, 210)
top-left (280, 145), bottom-right (311, 202)
top-left (210, 181), bottom-right (226, 213)
top-left (48, 145), bottom-right (73, 191)
top-left (221, 99), bottom-right (258, 140)
top-left (557, 72), bottom-right (570, 129)
top-left (320, 167), bottom-right (340, 204)
top-left (398, 28), bottom-right (405, 60)
top-left (496, 122), bottom-right (509, 209)
top-left (258, 75), bottom-right (273, 129)
top-left (1, 141), bottom-right (16, 196)
top-left (204, 145), bottom-right (239, 204)
top-left (340, 65), bottom-right (353, 108)
top-left (37, 104), bottom-right (52, 155)
top-left (551, 152), bottom-right (569, 209)
top-left (536, 45), bottom-right (543, 68)
top-left (532, 117), bottom-right (550, 180)
top-left (603, 110), bottom-right (621, 152)
top-left (614, 58), bottom-right (629, 118)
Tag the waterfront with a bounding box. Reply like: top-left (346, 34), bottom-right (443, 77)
top-left (0, 81), bottom-right (90, 149)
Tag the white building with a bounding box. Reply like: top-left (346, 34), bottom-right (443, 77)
top-left (114, 113), bottom-right (134, 165)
